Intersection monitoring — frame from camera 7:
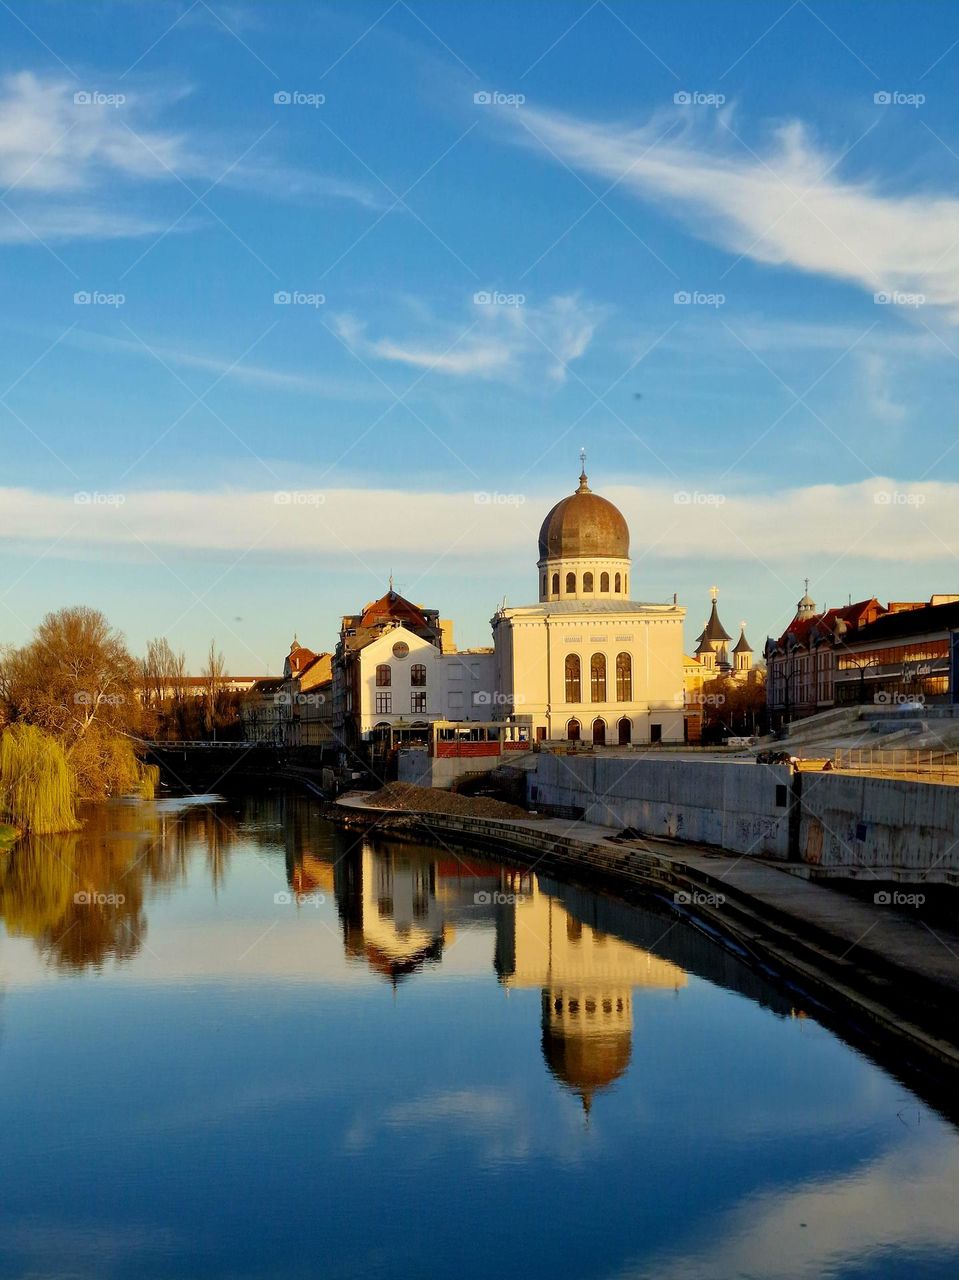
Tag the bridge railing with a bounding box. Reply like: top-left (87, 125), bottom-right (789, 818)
top-left (833, 748), bottom-right (959, 782)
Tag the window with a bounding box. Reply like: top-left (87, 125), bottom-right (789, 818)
top-left (616, 652), bottom-right (632, 701)
top-left (600, 572), bottom-right (609, 592)
top-left (567, 718), bottom-right (581, 741)
top-left (618, 716), bottom-right (631, 745)
top-left (410, 663), bottom-right (426, 687)
top-left (592, 718), bottom-right (606, 745)
top-left (650, 723), bottom-right (662, 744)
top-left (565, 571), bottom-right (576, 593)
top-left (614, 572), bottom-right (621, 592)
top-left (541, 574), bottom-right (546, 596)
top-left (392, 640), bottom-right (409, 658)
top-left (624, 575), bottom-right (628, 595)
top-left (590, 653), bottom-right (607, 701)
top-left (375, 692), bottom-right (392, 714)
top-left (411, 691), bottom-right (427, 713)
top-left (375, 664), bottom-right (391, 687)
top-left (583, 571), bottom-right (594, 592)
top-left (551, 572), bottom-right (559, 595)
top-left (565, 653), bottom-right (581, 702)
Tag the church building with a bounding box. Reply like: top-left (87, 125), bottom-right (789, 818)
top-left (491, 463), bottom-right (686, 745)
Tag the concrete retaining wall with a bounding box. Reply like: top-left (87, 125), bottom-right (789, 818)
top-left (529, 755), bottom-right (794, 859)
top-left (799, 773), bottom-right (959, 873)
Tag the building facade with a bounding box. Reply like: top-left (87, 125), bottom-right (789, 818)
top-left (832, 597), bottom-right (959, 708)
top-left (492, 465), bottom-right (686, 745)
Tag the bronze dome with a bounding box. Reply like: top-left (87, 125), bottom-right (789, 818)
top-left (538, 470), bottom-right (629, 561)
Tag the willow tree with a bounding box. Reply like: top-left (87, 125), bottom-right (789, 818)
top-left (0, 606), bottom-right (154, 800)
top-left (0, 723), bottom-right (79, 833)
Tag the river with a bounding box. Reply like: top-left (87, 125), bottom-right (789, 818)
top-left (1, 787), bottom-right (958, 1279)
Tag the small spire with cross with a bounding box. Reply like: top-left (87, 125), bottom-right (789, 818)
top-left (710, 584), bottom-right (718, 602)
top-left (577, 446), bottom-right (590, 493)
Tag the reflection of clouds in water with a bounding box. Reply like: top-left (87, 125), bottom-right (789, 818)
top-left (344, 1087), bottom-right (591, 1167)
top-left (1, 1221), bottom-right (179, 1280)
top-left (615, 1131), bottom-right (959, 1280)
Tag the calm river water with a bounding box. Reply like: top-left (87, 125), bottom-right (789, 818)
top-left (1, 788), bottom-right (958, 1280)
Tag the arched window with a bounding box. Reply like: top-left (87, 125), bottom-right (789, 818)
top-left (600, 572), bottom-right (609, 592)
top-left (375, 664), bottom-right (391, 687)
top-left (567, 718), bottom-right (581, 741)
top-left (541, 574), bottom-right (546, 597)
top-left (410, 663), bottom-right (426, 687)
top-left (616, 652), bottom-right (632, 701)
top-left (565, 571), bottom-right (576, 594)
top-left (590, 653), bottom-right (606, 701)
top-left (614, 572), bottom-right (621, 592)
top-left (565, 654), bottom-right (581, 702)
top-left (583, 571), bottom-right (594, 592)
top-left (592, 718), bottom-right (606, 745)
top-left (618, 717), bottom-right (632, 745)
top-left (624, 575), bottom-right (628, 595)
top-left (551, 572), bottom-right (559, 595)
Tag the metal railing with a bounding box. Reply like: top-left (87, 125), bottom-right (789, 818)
top-left (832, 748), bottom-right (959, 782)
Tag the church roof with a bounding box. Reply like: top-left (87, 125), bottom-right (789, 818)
top-left (538, 468), bottom-right (629, 562)
top-left (732, 626), bottom-right (752, 654)
top-left (703, 599), bottom-right (732, 643)
top-left (360, 589), bottom-right (429, 630)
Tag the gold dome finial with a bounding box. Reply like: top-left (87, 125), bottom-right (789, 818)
top-left (577, 447), bottom-right (590, 493)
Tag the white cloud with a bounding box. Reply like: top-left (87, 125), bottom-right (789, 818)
top-left (511, 104), bottom-right (959, 317)
top-left (0, 477), bottom-right (955, 565)
top-left (333, 293), bottom-right (605, 382)
top-left (0, 71), bottom-right (384, 242)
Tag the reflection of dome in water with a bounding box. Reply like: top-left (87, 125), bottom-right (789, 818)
top-left (540, 988), bottom-right (632, 1113)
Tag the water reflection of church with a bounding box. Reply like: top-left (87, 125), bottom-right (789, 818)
top-left (324, 839), bottom-right (688, 1110)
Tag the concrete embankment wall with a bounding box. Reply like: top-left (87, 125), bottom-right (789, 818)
top-left (799, 773), bottom-right (959, 874)
top-left (529, 755), bottom-right (794, 859)
top-left (529, 754), bottom-right (959, 874)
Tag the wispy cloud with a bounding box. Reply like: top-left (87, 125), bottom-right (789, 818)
top-left (0, 70), bottom-right (384, 242)
top-left (333, 293), bottom-right (606, 382)
top-left (509, 103), bottom-right (959, 317)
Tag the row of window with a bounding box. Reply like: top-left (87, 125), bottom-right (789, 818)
top-left (375, 692), bottom-right (428, 714)
top-left (375, 663), bottom-right (426, 687)
top-left (543, 570), bottom-right (627, 595)
top-left (564, 652), bottom-right (632, 702)
top-left (564, 717), bottom-right (663, 745)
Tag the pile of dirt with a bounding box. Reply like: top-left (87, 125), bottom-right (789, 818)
top-left (361, 782), bottom-right (531, 820)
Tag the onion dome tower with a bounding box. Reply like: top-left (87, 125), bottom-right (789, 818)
top-left (796, 578), bottom-right (817, 621)
top-left (537, 454), bottom-right (631, 602)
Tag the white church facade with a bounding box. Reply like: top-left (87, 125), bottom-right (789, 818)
top-left (491, 465), bottom-right (686, 745)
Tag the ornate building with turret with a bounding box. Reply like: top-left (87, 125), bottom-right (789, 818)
top-left (491, 462), bottom-right (686, 745)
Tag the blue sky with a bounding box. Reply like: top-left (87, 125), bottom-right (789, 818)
top-left (2, 0), bottom-right (959, 670)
